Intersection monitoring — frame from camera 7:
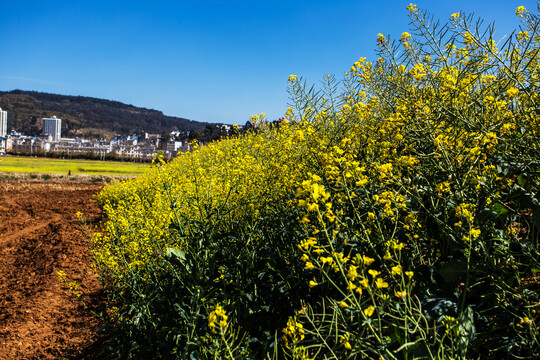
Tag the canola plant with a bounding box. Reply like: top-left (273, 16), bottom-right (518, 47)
top-left (91, 4), bottom-right (540, 359)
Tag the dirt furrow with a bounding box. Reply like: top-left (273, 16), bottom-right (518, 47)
top-left (0, 180), bottom-right (111, 360)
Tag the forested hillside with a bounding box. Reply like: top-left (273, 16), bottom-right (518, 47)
top-left (0, 90), bottom-right (213, 139)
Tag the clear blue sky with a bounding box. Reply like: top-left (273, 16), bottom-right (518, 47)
top-left (0, 1), bottom-right (532, 125)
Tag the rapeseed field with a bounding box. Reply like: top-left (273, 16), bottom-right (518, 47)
top-left (0, 156), bottom-right (148, 177)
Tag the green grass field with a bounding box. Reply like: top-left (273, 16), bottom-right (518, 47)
top-left (0, 156), bottom-right (150, 176)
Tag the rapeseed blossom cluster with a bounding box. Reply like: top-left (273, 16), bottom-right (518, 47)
top-left (91, 4), bottom-right (540, 359)
top-left (208, 304), bottom-right (228, 333)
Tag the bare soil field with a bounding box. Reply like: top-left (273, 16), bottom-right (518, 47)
top-left (0, 180), bottom-right (111, 359)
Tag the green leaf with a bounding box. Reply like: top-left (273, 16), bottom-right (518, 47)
top-left (478, 208), bottom-right (497, 222)
top-left (439, 260), bottom-right (467, 282)
top-left (530, 209), bottom-right (540, 230)
top-left (492, 203), bottom-right (508, 217)
top-left (458, 306), bottom-right (476, 358)
top-left (166, 247), bottom-right (187, 264)
top-left (518, 173), bottom-right (527, 187)
top-left (422, 297), bottom-right (457, 323)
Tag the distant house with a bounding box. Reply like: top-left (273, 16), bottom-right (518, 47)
top-left (0, 136), bottom-right (6, 154)
top-left (166, 140), bottom-right (185, 153)
top-left (10, 136), bottom-right (44, 155)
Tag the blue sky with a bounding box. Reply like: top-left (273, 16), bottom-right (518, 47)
top-left (0, 1), bottom-right (532, 125)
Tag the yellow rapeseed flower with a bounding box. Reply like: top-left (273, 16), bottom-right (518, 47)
top-left (362, 255), bottom-right (375, 266)
top-left (359, 278), bottom-right (369, 288)
top-left (401, 32), bottom-right (412, 41)
top-left (347, 265), bottom-right (359, 281)
top-left (506, 87), bottom-right (519, 98)
top-left (320, 256), bottom-right (333, 265)
top-left (364, 306), bottom-right (375, 317)
top-left (516, 6), bottom-right (527, 18)
top-left (395, 290), bottom-right (407, 299)
top-left (406, 3), bottom-right (418, 13)
top-left (368, 269), bottom-right (381, 278)
top-left (375, 278), bottom-right (389, 289)
top-left (391, 265), bottom-right (402, 276)
top-left (470, 227), bottom-right (481, 238)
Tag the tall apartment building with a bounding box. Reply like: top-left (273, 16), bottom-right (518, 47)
top-left (0, 107), bottom-right (7, 137)
top-left (42, 115), bottom-right (62, 141)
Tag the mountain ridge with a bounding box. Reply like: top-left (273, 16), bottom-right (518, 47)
top-left (0, 90), bottom-right (216, 139)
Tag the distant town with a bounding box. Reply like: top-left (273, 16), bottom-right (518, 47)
top-left (0, 107), bottom-right (241, 161)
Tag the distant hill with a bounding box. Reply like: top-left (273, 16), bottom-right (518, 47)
top-left (0, 90), bottom-right (214, 139)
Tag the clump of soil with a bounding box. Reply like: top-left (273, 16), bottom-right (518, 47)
top-left (0, 180), bottom-right (111, 359)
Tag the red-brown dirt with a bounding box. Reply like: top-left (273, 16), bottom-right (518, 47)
top-left (0, 180), bottom-right (112, 359)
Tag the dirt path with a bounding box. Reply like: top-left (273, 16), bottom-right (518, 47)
top-left (0, 181), bottom-right (111, 359)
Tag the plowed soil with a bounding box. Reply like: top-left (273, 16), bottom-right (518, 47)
top-left (0, 180), bottom-right (111, 359)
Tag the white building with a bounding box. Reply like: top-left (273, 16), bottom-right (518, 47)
top-left (166, 140), bottom-right (185, 153)
top-left (42, 115), bottom-right (62, 141)
top-left (0, 108), bottom-right (7, 137)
